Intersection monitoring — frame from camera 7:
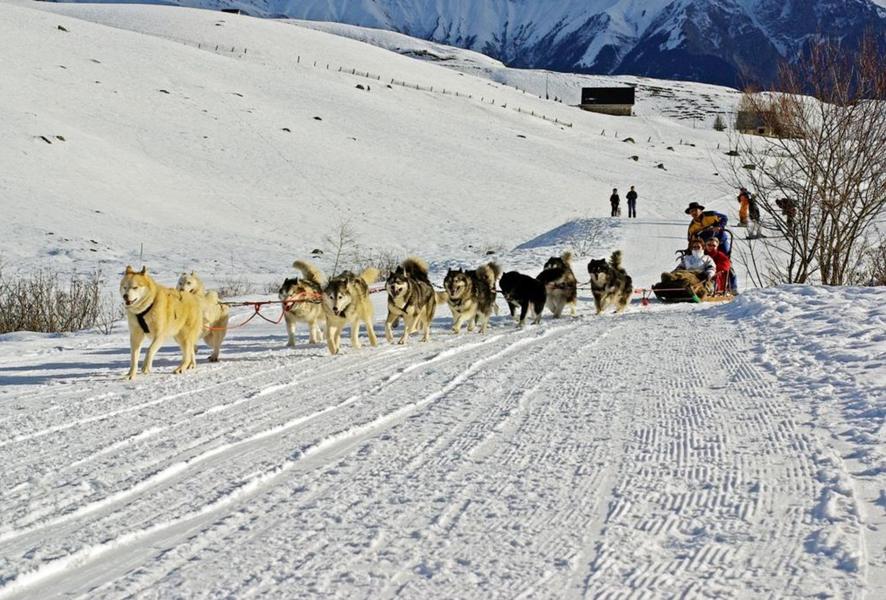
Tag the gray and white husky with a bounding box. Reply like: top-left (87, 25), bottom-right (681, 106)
top-left (321, 267), bottom-right (379, 355)
top-left (279, 260), bottom-right (326, 346)
top-left (385, 257), bottom-right (436, 344)
top-left (443, 262), bottom-right (501, 334)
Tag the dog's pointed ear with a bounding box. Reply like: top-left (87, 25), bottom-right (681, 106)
top-left (190, 271), bottom-right (197, 277)
top-left (139, 266), bottom-right (147, 275)
top-left (125, 265), bottom-right (134, 274)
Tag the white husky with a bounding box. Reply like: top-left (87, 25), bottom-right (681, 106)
top-left (176, 272), bottom-right (230, 362)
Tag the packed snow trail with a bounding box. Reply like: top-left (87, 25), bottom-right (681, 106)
top-left (0, 302), bottom-right (868, 598)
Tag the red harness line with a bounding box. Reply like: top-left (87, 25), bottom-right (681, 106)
top-left (205, 287), bottom-right (386, 332)
top-left (208, 292), bottom-right (319, 331)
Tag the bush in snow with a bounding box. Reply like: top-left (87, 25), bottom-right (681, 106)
top-left (0, 266), bottom-right (119, 334)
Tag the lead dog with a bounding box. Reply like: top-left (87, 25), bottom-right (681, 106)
top-left (120, 266), bottom-right (202, 380)
top-left (499, 271), bottom-right (546, 327)
top-left (587, 250), bottom-right (633, 314)
top-left (279, 260), bottom-right (326, 346)
top-left (385, 257), bottom-right (436, 344)
top-left (176, 271), bottom-right (230, 362)
top-left (322, 267), bottom-right (379, 355)
top-left (443, 262), bottom-right (500, 334)
top-left (536, 251), bottom-right (577, 317)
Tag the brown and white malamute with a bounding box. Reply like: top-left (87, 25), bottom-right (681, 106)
top-left (385, 257), bottom-right (436, 344)
top-left (587, 250), bottom-right (633, 314)
top-left (279, 260), bottom-right (326, 346)
top-left (321, 267), bottom-right (379, 355)
top-left (176, 271), bottom-right (230, 362)
top-left (443, 262), bottom-right (500, 334)
top-left (536, 251), bottom-right (577, 317)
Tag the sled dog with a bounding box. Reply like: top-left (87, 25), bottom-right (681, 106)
top-left (536, 251), bottom-right (578, 317)
top-left (176, 271), bottom-right (230, 362)
top-left (443, 262), bottom-right (500, 334)
top-left (499, 271), bottom-right (546, 327)
top-left (385, 257), bottom-right (436, 344)
top-left (120, 266), bottom-right (202, 380)
top-left (279, 260), bottom-right (326, 346)
top-left (587, 250), bottom-right (633, 314)
top-left (321, 267), bottom-right (379, 355)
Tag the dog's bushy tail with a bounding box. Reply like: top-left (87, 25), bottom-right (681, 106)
top-left (293, 260), bottom-right (327, 286)
top-left (610, 250), bottom-right (623, 270)
top-left (401, 256), bottom-right (430, 279)
top-left (561, 251), bottom-right (573, 265)
top-left (477, 262), bottom-right (501, 289)
top-left (359, 267), bottom-right (380, 286)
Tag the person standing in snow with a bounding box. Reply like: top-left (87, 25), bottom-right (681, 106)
top-left (737, 187), bottom-right (752, 227)
top-left (626, 186), bottom-right (638, 218)
top-left (776, 197), bottom-right (796, 229)
top-left (610, 188), bottom-right (620, 217)
top-left (747, 194), bottom-right (762, 239)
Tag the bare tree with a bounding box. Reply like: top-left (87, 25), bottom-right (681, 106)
top-left (726, 33), bottom-right (886, 286)
top-left (324, 218), bottom-right (357, 278)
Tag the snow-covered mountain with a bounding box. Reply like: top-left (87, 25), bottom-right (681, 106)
top-left (62, 0), bottom-right (886, 87)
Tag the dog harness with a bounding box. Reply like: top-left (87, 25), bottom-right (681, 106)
top-left (136, 303), bottom-right (154, 334)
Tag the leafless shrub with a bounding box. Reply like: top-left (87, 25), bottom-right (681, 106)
top-left (324, 219), bottom-right (357, 278)
top-left (95, 293), bottom-right (123, 335)
top-left (0, 267), bottom-right (118, 334)
top-left (217, 278), bottom-right (255, 299)
top-left (850, 238), bottom-right (886, 286)
top-left (353, 247), bottom-right (400, 275)
top-left (727, 33), bottom-right (886, 286)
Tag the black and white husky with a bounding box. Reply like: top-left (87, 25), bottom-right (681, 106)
top-left (587, 250), bottom-right (633, 314)
top-left (536, 251), bottom-right (578, 317)
top-left (385, 257), bottom-right (436, 344)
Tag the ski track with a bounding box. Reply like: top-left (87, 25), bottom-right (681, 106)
top-left (0, 306), bottom-right (865, 598)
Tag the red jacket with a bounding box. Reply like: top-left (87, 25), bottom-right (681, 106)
top-left (706, 249), bottom-right (731, 291)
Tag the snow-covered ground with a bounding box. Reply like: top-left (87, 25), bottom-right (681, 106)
top-left (1, 2), bottom-right (884, 597)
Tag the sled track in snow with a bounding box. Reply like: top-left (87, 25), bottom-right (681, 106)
top-left (0, 310), bottom-right (865, 598)
top-left (0, 322), bottom-right (575, 597)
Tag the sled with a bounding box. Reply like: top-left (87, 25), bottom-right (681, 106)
top-left (651, 284), bottom-right (735, 303)
top-left (651, 229), bottom-right (738, 303)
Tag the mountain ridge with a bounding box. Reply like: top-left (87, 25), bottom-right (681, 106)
top-left (57, 0), bottom-right (886, 86)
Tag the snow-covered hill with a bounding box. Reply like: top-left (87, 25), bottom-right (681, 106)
top-left (59, 0), bottom-right (886, 87)
top-left (1, 2), bottom-right (884, 597)
top-left (1, 0), bottom-right (743, 287)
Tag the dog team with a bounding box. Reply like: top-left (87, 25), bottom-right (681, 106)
top-left (119, 251), bottom-right (633, 378)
